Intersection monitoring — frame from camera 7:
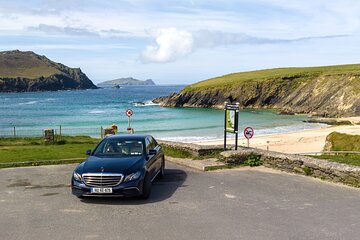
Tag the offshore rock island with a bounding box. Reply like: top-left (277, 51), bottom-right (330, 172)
top-left (97, 77), bottom-right (155, 87)
top-left (153, 64), bottom-right (360, 117)
top-left (0, 50), bottom-right (97, 92)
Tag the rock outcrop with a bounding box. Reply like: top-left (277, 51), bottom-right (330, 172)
top-left (154, 65), bottom-right (360, 117)
top-left (0, 50), bottom-right (97, 92)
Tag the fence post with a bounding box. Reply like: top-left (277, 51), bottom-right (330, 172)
top-left (13, 126), bottom-right (16, 137)
top-left (100, 126), bottom-right (103, 139)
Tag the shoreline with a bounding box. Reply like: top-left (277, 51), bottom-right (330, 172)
top-left (194, 118), bottom-right (360, 154)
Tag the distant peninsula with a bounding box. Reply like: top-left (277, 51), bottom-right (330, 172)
top-left (0, 50), bottom-right (97, 92)
top-left (97, 77), bottom-right (155, 87)
top-left (154, 64), bottom-right (360, 117)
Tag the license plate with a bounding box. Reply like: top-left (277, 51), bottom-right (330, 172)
top-left (91, 187), bottom-right (113, 194)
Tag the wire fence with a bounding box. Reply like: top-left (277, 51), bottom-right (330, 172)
top-left (300, 151), bottom-right (360, 156)
top-left (0, 125), bottom-right (104, 138)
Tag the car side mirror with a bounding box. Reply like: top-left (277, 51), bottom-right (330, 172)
top-left (148, 149), bottom-right (157, 155)
top-left (86, 149), bottom-right (91, 156)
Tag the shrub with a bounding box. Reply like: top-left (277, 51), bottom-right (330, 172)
top-left (303, 166), bottom-right (312, 176)
top-left (244, 154), bottom-right (263, 167)
top-left (55, 140), bottom-right (67, 145)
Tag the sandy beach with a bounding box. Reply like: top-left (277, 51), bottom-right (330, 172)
top-left (195, 117), bottom-right (360, 154)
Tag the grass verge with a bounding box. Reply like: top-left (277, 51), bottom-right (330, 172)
top-left (312, 154), bottom-right (360, 167)
top-left (0, 136), bottom-right (99, 168)
top-left (161, 145), bottom-right (193, 159)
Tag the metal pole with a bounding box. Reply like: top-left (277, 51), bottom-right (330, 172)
top-left (224, 101), bottom-right (228, 151)
top-left (13, 126), bottom-right (16, 138)
top-left (100, 126), bottom-right (103, 139)
top-left (235, 103), bottom-right (239, 151)
top-left (59, 125), bottom-right (62, 137)
top-left (247, 138), bottom-right (249, 148)
top-left (235, 132), bottom-right (238, 150)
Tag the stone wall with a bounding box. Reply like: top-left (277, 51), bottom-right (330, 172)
top-left (158, 140), bottom-right (225, 157)
top-left (221, 147), bottom-right (360, 188)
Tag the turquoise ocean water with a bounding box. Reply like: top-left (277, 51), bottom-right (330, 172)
top-left (0, 86), bottom-right (326, 142)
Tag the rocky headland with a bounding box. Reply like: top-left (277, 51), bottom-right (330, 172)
top-left (0, 50), bottom-right (97, 92)
top-left (154, 64), bottom-right (360, 117)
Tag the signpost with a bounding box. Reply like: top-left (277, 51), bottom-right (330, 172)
top-left (125, 109), bottom-right (134, 134)
top-left (244, 126), bottom-right (254, 147)
top-left (224, 102), bottom-right (240, 151)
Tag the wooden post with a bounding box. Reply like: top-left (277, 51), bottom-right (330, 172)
top-left (13, 126), bottom-right (16, 137)
top-left (100, 126), bottom-right (103, 139)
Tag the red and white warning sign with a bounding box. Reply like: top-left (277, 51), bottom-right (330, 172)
top-left (125, 109), bottom-right (133, 117)
top-left (244, 127), bottom-right (254, 139)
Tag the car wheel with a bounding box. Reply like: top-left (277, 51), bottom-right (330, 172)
top-left (157, 158), bottom-right (165, 179)
top-left (140, 173), bottom-right (152, 199)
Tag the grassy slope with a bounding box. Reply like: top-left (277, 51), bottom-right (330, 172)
top-left (0, 136), bottom-right (99, 167)
top-left (183, 64), bottom-right (360, 93)
top-left (0, 51), bottom-right (60, 78)
top-left (314, 132), bottom-right (360, 166)
top-left (325, 132), bottom-right (360, 151)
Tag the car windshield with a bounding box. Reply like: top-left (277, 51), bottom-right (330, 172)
top-left (93, 139), bottom-right (144, 157)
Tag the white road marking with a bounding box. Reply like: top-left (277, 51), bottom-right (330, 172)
top-left (225, 194), bottom-right (236, 199)
top-left (60, 209), bottom-right (85, 213)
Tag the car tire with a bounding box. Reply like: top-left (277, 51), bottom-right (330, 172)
top-left (157, 158), bottom-right (165, 179)
top-left (140, 173), bottom-right (151, 199)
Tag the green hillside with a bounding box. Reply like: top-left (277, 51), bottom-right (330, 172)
top-left (0, 50), bottom-right (97, 92)
top-left (154, 63), bottom-right (360, 117)
top-left (0, 50), bottom-right (60, 78)
top-left (183, 64), bottom-right (360, 93)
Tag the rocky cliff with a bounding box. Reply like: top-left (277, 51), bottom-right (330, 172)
top-left (0, 50), bottom-right (97, 92)
top-left (154, 65), bottom-right (360, 117)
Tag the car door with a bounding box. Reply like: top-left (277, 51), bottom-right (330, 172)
top-left (145, 136), bottom-right (157, 180)
top-left (151, 137), bottom-right (162, 171)
top-left (149, 136), bottom-right (162, 173)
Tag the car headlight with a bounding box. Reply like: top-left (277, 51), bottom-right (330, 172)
top-left (124, 171), bottom-right (141, 182)
top-left (73, 172), bottom-right (82, 182)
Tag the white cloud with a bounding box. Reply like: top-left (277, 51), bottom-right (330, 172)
top-left (27, 24), bottom-right (98, 37)
top-left (140, 28), bottom-right (194, 63)
top-left (140, 28), bottom-right (347, 63)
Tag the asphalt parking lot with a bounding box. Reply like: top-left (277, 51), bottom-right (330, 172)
top-left (1, 162), bottom-right (360, 240)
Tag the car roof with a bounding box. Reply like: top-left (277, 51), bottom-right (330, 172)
top-left (105, 134), bottom-right (152, 140)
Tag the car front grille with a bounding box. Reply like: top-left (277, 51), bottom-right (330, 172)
top-left (82, 173), bottom-right (124, 187)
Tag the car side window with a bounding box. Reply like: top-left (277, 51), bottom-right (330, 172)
top-left (152, 138), bottom-right (159, 148)
top-left (145, 137), bottom-right (151, 152)
top-left (149, 137), bottom-right (157, 150)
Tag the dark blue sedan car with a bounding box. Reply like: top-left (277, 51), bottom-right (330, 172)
top-left (71, 134), bottom-right (165, 199)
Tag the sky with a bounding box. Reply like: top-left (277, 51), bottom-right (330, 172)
top-left (0, 0), bottom-right (360, 84)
